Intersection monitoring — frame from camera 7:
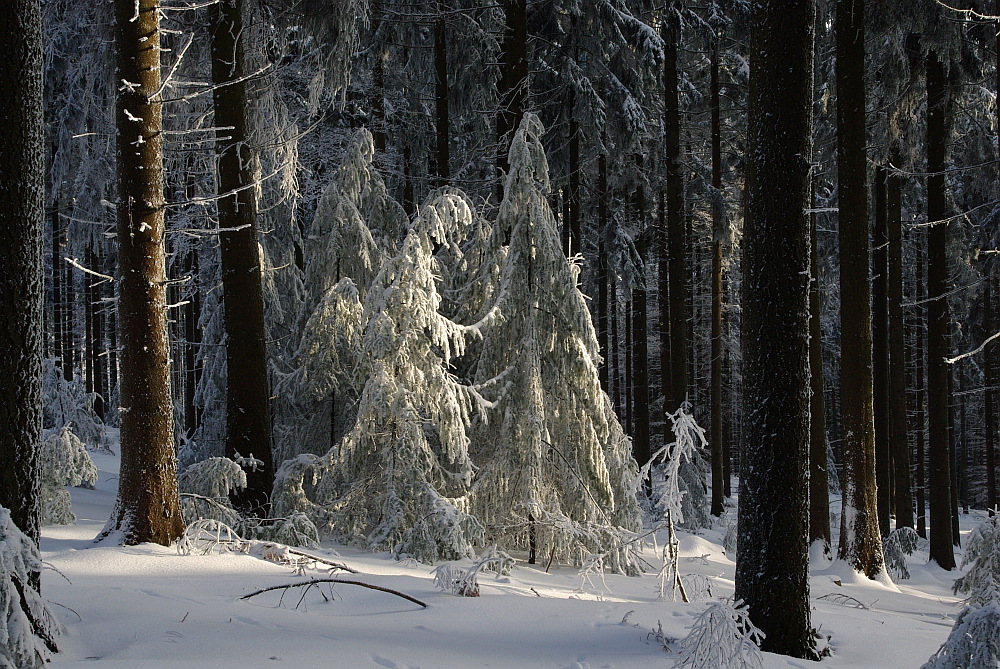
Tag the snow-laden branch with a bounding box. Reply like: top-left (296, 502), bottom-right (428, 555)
top-left (946, 330), bottom-right (1000, 365)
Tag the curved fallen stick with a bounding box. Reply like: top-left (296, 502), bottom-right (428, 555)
top-left (240, 578), bottom-right (427, 609)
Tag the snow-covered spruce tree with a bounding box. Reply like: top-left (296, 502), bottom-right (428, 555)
top-left (0, 507), bottom-right (60, 667)
top-left (953, 515), bottom-right (1000, 607)
top-left (303, 128), bottom-right (407, 303)
top-left (38, 427), bottom-right (97, 525)
top-left (41, 358), bottom-right (105, 451)
top-left (922, 603), bottom-right (1000, 669)
top-left (934, 483), bottom-right (1000, 666)
top-left (274, 191), bottom-right (494, 562)
top-left (281, 128), bottom-right (408, 457)
top-left (470, 114), bottom-right (641, 572)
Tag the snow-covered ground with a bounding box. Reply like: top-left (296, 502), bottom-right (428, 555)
top-left (40, 449), bottom-right (975, 668)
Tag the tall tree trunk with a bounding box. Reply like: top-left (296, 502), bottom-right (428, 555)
top-left (566, 101), bottom-right (581, 259)
top-left (102, 0), bottom-right (184, 546)
top-left (0, 0), bottom-right (44, 549)
top-left (433, 11), bottom-right (450, 185)
top-left (835, 0), bottom-right (883, 577)
top-left (949, 367), bottom-right (961, 545)
top-left (184, 247), bottom-right (201, 438)
top-left (873, 166), bottom-right (891, 536)
top-left (610, 273), bottom-right (621, 415)
top-left (210, 0), bottom-right (275, 513)
top-left (51, 205), bottom-right (63, 375)
top-left (709, 36), bottom-right (725, 517)
top-left (625, 297), bottom-right (633, 435)
top-left (925, 48), bottom-right (956, 570)
top-left (63, 231), bottom-right (75, 381)
top-left (84, 247), bottom-right (95, 399)
top-left (632, 271), bottom-right (651, 481)
top-left (887, 158), bottom-right (913, 528)
top-left (663, 5), bottom-right (687, 413)
top-left (371, 1), bottom-right (386, 155)
top-left (735, 0), bottom-right (816, 657)
top-left (658, 191), bottom-right (672, 418)
top-left (987, 276), bottom-right (997, 514)
top-left (914, 231), bottom-right (928, 538)
top-left (496, 0), bottom-right (528, 196)
top-left (810, 200), bottom-right (831, 547)
top-left (597, 148), bottom-right (609, 392)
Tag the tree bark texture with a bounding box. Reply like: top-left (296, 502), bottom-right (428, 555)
top-left (104, 0), bottom-right (184, 546)
top-left (663, 5), bottom-right (687, 414)
top-left (433, 12), bottom-right (450, 185)
top-left (873, 166), bottom-right (891, 536)
top-left (887, 160), bottom-right (913, 528)
top-left (0, 0), bottom-right (44, 547)
top-left (925, 48), bottom-right (956, 570)
top-left (914, 232), bottom-right (928, 538)
top-left (709, 36), bottom-right (725, 517)
top-left (735, 0), bottom-right (816, 658)
top-left (597, 149), bottom-right (609, 392)
top-left (986, 275), bottom-right (997, 514)
top-left (810, 206), bottom-right (831, 547)
top-left (210, 0), bottom-right (275, 513)
top-left (496, 0), bottom-right (528, 195)
top-left (835, 0), bottom-right (883, 578)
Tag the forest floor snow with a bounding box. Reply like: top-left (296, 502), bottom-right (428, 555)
top-left (40, 448), bottom-right (975, 668)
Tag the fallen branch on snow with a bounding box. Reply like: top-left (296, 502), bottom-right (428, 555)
top-left (240, 578), bottom-right (427, 609)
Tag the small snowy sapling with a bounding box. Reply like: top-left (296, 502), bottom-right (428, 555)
top-left (673, 600), bottom-right (764, 669)
top-left (882, 526), bottom-right (919, 581)
top-left (38, 426), bottom-right (98, 525)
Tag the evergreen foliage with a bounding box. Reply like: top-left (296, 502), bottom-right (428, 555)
top-left (882, 526), bottom-right (919, 581)
top-left (0, 508), bottom-right (60, 668)
top-left (673, 599), bottom-right (764, 669)
top-left (954, 515), bottom-right (1000, 607)
top-left (471, 114), bottom-right (641, 571)
top-left (38, 427), bottom-right (97, 525)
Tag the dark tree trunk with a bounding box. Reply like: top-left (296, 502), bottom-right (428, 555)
top-left (735, 0), bottom-right (816, 658)
top-left (102, 0), bottom-right (184, 546)
top-left (987, 276), bottom-right (997, 514)
top-left (610, 272), bottom-right (621, 415)
top-left (184, 247), bottom-right (201, 438)
top-left (85, 247), bottom-right (95, 399)
top-left (914, 232), bottom-right (928, 538)
top-left (597, 148), bottom-right (609, 392)
top-left (63, 232), bottom-right (75, 382)
top-left (93, 247), bottom-right (107, 422)
top-left (873, 166), bottom-right (891, 536)
top-left (625, 297), bottom-right (633, 435)
top-left (925, 49), bottom-right (956, 570)
top-left (663, 7), bottom-right (687, 413)
top-left (709, 36), bottom-right (725, 517)
top-left (887, 159), bottom-right (913, 528)
top-left (632, 276), bottom-right (651, 480)
top-left (402, 145), bottom-right (415, 217)
top-left (371, 1), bottom-right (386, 155)
top-left (566, 104), bottom-right (581, 259)
top-left (949, 368), bottom-right (961, 545)
top-left (0, 0), bottom-right (44, 549)
top-left (835, 0), bottom-right (883, 577)
top-left (210, 0), bottom-right (275, 514)
top-left (810, 201), bottom-right (831, 548)
top-left (433, 11), bottom-right (450, 185)
top-left (51, 205), bottom-right (63, 375)
top-left (658, 191), bottom-right (672, 418)
top-left (496, 0), bottom-right (528, 195)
